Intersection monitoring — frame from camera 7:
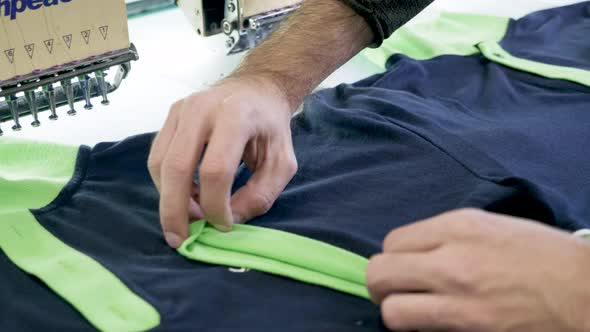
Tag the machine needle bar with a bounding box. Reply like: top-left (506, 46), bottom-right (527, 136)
top-left (43, 84), bottom-right (58, 120)
top-left (78, 75), bottom-right (93, 110)
top-left (95, 70), bottom-right (110, 105)
top-left (7, 95), bottom-right (22, 131)
top-left (25, 90), bottom-right (41, 127)
top-left (61, 79), bottom-right (77, 116)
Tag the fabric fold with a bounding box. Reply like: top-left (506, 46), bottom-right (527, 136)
top-left (178, 221), bottom-right (370, 299)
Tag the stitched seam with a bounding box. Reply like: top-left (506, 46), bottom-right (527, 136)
top-left (33, 145), bottom-right (91, 216)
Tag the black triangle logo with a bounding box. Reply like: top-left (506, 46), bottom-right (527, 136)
top-left (63, 34), bottom-right (72, 49)
top-left (24, 44), bottom-right (34, 59)
top-left (81, 30), bottom-right (91, 44)
top-left (44, 39), bottom-right (54, 54)
top-left (99, 26), bottom-right (108, 40)
top-left (4, 49), bottom-right (14, 64)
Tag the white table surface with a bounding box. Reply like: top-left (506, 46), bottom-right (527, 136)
top-left (3, 0), bottom-right (580, 146)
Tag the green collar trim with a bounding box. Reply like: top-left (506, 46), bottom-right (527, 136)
top-left (478, 41), bottom-right (590, 88)
top-left (0, 138), bottom-right (160, 331)
top-left (179, 221), bottom-right (370, 299)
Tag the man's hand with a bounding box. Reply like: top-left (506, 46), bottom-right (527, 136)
top-left (149, 0), bottom-right (373, 248)
top-left (367, 209), bottom-right (590, 332)
top-left (148, 76), bottom-right (297, 246)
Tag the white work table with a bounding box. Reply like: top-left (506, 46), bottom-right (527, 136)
top-left (3, 0), bottom-right (576, 146)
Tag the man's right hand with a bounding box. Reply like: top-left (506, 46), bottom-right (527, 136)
top-left (150, 0), bottom-right (373, 248)
top-left (148, 75), bottom-right (298, 248)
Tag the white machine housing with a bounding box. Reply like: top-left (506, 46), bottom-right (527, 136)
top-left (177, 0), bottom-right (301, 54)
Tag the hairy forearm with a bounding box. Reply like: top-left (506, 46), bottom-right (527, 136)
top-left (231, 0), bottom-right (373, 111)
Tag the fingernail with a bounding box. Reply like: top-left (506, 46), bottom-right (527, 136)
top-left (188, 199), bottom-right (204, 220)
top-left (214, 224), bottom-right (232, 232)
top-left (165, 232), bottom-right (182, 248)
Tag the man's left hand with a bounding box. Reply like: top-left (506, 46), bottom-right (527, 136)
top-left (367, 209), bottom-right (590, 332)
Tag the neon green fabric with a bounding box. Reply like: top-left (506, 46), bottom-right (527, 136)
top-left (363, 12), bottom-right (510, 67)
top-left (0, 138), bottom-right (160, 332)
top-left (477, 41), bottom-right (590, 88)
top-left (179, 221), bottom-right (370, 299)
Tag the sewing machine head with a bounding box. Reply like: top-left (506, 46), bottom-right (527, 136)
top-left (0, 0), bottom-right (299, 135)
top-left (177, 0), bottom-right (301, 54)
top-left (0, 0), bottom-right (138, 134)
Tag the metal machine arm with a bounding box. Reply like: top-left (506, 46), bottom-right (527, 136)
top-left (177, 0), bottom-right (301, 54)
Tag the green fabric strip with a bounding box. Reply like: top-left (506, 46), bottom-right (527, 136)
top-left (0, 138), bottom-right (79, 211)
top-left (478, 41), bottom-right (590, 88)
top-left (574, 229), bottom-right (590, 241)
top-left (363, 12), bottom-right (510, 67)
top-left (179, 221), bottom-right (370, 300)
top-left (0, 138), bottom-right (160, 332)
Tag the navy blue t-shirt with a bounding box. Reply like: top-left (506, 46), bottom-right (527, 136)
top-left (1, 2), bottom-right (589, 331)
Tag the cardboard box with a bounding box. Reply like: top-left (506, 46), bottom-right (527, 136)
top-left (0, 0), bottom-right (130, 82)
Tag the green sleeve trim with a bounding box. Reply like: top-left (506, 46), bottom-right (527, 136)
top-left (0, 138), bottom-right (160, 332)
top-left (477, 41), bottom-right (590, 88)
top-left (362, 12), bottom-right (510, 67)
top-left (360, 12), bottom-right (590, 86)
top-left (0, 137), bottom-right (79, 210)
top-left (179, 221), bottom-right (370, 300)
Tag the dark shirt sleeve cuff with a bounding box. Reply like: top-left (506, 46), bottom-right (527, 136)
top-left (338, 0), bottom-right (434, 47)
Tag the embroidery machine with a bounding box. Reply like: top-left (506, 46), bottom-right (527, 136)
top-left (0, 0), bottom-right (299, 135)
top-left (0, 0), bottom-right (138, 135)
